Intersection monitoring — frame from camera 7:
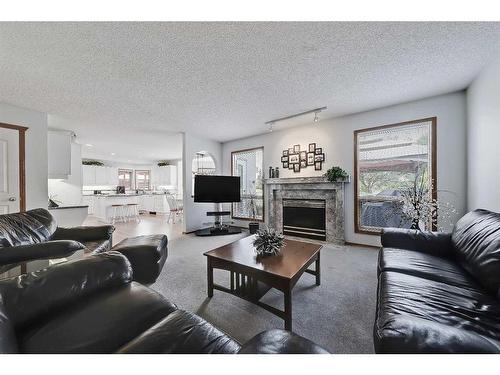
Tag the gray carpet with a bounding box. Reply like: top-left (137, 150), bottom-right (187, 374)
top-left (151, 232), bottom-right (378, 353)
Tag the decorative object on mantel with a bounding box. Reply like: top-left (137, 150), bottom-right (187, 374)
top-left (324, 166), bottom-right (349, 182)
top-left (82, 159), bottom-right (104, 166)
top-left (281, 142), bottom-right (325, 172)
top-left (253, 227), bottom-right (285, 257)
top-left (157, 161), bottom-right (170, 167)
top-left (269, 166), bottom-right (274, 179)
top-left (275, 167), bottom-right (279, 178)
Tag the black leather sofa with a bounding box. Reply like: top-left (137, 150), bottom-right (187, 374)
top-left (0, 208), bottom-right (113, 273)
top-left (0, 252), bottom-right (328, 354)
top-left (374, 209), bottom-right (500, 353)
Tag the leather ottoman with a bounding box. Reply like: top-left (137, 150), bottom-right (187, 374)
top-left (108, 235), bottom-right (168, 284)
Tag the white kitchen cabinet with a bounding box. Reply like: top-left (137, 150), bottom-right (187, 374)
top-left (106, 167), bottom-right (118, 186)
top-left (94, 166), bottom-right (107, 185)
top-left (82, 196), bottom-right (95, 214)
top-left (155, 165), bottom-right (177, 186)
top-left (48, 131), bottom-right (72, 179)
top-left (82, 166), bottom-right (118, 186)
top-left (138, 194), bottom-right (169, 213)
top-left (82, 165), bottom-right (95, 185)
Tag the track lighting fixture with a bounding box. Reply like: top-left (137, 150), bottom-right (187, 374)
top-left (314, 111), bottom-right (319, 123)
top-left (265, 106), bottom-right (326, 130)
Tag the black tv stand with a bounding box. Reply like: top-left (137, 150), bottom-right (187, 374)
top-left (195, 226), bottom-right (242, 236)
top-left (194, 205), bottom-right (242, 237)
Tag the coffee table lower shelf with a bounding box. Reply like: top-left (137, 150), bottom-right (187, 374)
top-left (206, 253), bottom-right (320, 331)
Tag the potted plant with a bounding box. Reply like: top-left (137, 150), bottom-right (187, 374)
top-left (247, 179), bottom-right (261, 234)
top-left (324, 166), bottom-right (349, 182)
top-left (253, 227), bottom-right (285, 257)
top-left (82, 159), bottom-right (104, 166)
top-left (386, 171), bottom-right (457, 231)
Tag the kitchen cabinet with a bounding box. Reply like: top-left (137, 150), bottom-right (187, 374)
top-left (107, 167), bottom-right (118, 186)
top-left (82, 196), bottom-right (95, 214)
top-left (82, 166), bottom-right (119, 186)
top-left (95, 166), bottom-right (107, 185)
top-left (48, 131), bottom-right (72, 179)
top-left (82, 165), bottom-right (95, 185)
top-left (138, 194), bottom-right (169, 213)
top-left (154, 165), bottom-right (177, 187)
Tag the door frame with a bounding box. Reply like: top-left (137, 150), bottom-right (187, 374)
top-left (0, 122), bottom-right (28, 212)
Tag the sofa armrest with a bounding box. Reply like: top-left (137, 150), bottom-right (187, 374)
top-left (52, 225), bottom-right (115, 243)
top-left (381, 228), bottom-right (453, 258)
top-left (0, 240), bottom-right (84, 268)
top-left (238, 330), bottom-right (329, 354)
top-left (0, 252), bottom-right (132, 329)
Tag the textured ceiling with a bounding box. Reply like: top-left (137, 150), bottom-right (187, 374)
top-left (1, 22), bottom-right (500, 148)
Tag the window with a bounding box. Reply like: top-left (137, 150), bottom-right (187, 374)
top-left (118, 169), bottom-right (133, 190)
top-left (191, 151), bottom-right (216, 197)
top-left (135, 170), bottom-right (151, 190)
top-left (231, 147), bottom-right (264, 221)
top-left (354, 118), bottom-right (436, 234)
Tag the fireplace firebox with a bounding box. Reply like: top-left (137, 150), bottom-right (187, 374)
top-left (282, 199), bottom-right (326, 241)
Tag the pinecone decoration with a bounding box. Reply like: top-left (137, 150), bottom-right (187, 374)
top-left (253, 227), bottom-right (285, 257)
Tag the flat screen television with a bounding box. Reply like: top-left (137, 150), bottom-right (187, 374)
top-left (194, 175), bottom-right (241, 203)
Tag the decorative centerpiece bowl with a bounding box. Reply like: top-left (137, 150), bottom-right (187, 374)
top-left (253, 227), bottom-right (285, 257)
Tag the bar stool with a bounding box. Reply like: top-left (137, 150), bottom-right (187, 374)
top-left (127, 203), bottom-right (140, 223)
top-left (110, 204), bottom-right (126, 224)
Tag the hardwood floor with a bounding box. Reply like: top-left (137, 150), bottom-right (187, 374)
top-left (83, 213), bottom-right (184, 244)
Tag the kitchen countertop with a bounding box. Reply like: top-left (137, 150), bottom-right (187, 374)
top-left (48, 205), bottom-right (89, 210)
top-left (82, 193), bottom-right (168, 197)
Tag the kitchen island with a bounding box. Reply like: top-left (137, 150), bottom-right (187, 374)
top-left (83, 194), bottom-right (171, 222)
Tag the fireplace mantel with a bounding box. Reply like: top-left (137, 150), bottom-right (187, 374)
top-left (265, 176), bottom-right (348, 244)
top-left (265, 176), bottom-right (350, 186)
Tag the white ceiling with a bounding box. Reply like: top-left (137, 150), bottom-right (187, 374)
top-left (1, 22), bottom-right (500, 148)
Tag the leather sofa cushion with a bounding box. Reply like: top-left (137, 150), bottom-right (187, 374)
top-left (238, 329), bottom-right (329, 354)
top-left (452, 209), bottom-right (500, 296)
top-left (375, 271), bottom-right (500, 353)
top-left (82, 239), bottom-right (111, 254)
top-left (107, 235), bottom-right (168, 284)
top-left (0, 209), bottom-right (57, 247)
top-left (19, 282), bottom-right (177, 353)
top-left (378, 248), bottom-right (473, 288)
top-left (0, 253), bottom-right (133, 329)
top-left (0, 299), bottom-right (17, 353)
top-left (117, 310), bottom-right (240, 354)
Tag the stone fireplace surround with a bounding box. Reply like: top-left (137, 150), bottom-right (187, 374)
top-left (265, 177), bottom-right (348, 244)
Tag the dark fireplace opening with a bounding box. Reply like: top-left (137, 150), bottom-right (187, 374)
top-left (282, 199), bottom-right (326, 241)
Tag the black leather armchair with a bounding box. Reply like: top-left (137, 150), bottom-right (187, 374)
top-left (0, 208), bottom-right (114, 273)
top-left (0, 252), bottom-right (328, 354)
top-left (375, 209), bottom-right (500, 353)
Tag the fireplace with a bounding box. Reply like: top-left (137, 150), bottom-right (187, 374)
top-left (266, 177), bottom-right (347, 244)
top-left (283, 199), bottom-right (326, 241)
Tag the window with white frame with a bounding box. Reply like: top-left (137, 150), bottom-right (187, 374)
top-left (135, 170), bottom-right (151, 190)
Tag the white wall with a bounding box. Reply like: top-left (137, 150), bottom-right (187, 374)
top-left (222, 92), bottom-right (467, 247)
top-left (48, 143), bottom-right (83, 205)
top-left (0, 102), bottom-right (48, 210)
top-left (466, 54), bottom-right (500, 212)
top-left (182, 133), bottom-right (222, 233)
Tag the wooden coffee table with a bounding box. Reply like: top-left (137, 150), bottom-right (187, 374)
top-left (204, 235), bottom-right (322, 331)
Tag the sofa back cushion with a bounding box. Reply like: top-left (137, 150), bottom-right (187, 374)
top-left (0, 296), bottom-right (17, 353)
top-left (0, 209), bottom-right (57, 247)
top-left (452, 209), bottom-right (500, 296)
